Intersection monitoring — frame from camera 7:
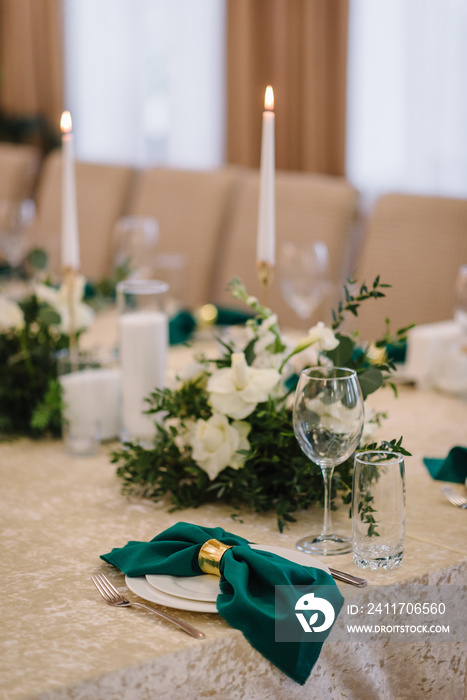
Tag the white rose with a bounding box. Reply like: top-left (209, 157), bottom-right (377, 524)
top-left (190, 413), bottom-right (251, 480)
top-left (207, 351), bottom-right (280, 419)
top-left (366, 343), bottom-right (387, 365)
top-left (35, 274), bottom-right (94, 334)
top-left (0, 296), bottom-right (24, 331)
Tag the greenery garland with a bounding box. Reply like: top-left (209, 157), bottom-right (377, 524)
top-left (112, 277), bottom-right (412, 531)
top-left (0, 294), bottom-right (67, 437)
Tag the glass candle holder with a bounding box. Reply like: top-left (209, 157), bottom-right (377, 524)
top-left (117, 279), bottom-right (169, 443)
top-left (57, 349), bottom-right (121, 457)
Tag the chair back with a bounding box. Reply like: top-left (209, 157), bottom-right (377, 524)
top-left (0, 142), bottom-right (40, 203)
top-left (212, 168), bottom-right (359, 328)
top-left (29, 149), bottom-right (134, 279)
top-left (126, 166), bottom-right (237, 306)
top-left (346, 193), bottom-right (467, 341)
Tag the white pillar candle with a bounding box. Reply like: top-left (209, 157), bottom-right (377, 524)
top-left (119, 310), bottom-right (168, 440)
top-left (60, 367), bottom-right (121, 441)
top-left (60, 111), bottom-right (80, 271)
top-left (256, 86), bottom-right (276, 265)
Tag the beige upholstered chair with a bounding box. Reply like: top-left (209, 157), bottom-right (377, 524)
top-left (125, 166), bottom-right (238, 307)
top-left (211, 168), bottom-right (359, 328)
top-left (0, 142), bottom-right (40, 202)
top-left (28, 149), bottom-right (134, 280)
top-left (345, 193), bottom-right (467, 341)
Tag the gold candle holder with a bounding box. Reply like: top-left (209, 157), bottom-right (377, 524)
top-left (198, 539), bottom-right (233, 576)
top-left (256, 260), bottom-right (275, 307)
top-left (63, 266), bottom-right (79, 370)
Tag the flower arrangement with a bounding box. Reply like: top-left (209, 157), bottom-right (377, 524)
top-left (0, 274), bottom-right (93, 436)
top-left (112, 276), bottom-right (411, 530)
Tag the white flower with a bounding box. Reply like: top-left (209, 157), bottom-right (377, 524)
top-left (207, 352), bottom-right (280, 419)
top-left (279, 322), bottom-right (339, 372)
top-left (35, 274), bottom-right (94, 334)
top-left (304, 322), bottom-right (339, 351)
top-left (304, 396), bottom-right (364, 435)
top-left (178, 361), bottom-right (206, 383)
top-left (164, 417), bottom-right (196, 452)
top-left (366, 343), bottom-right (387, 365)
top-left (190, 413), bottom-right (251, 480)
top-left (0, 296), bottom-right (24, 331)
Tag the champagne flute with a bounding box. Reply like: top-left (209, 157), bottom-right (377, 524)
top-left (293, 366), bottom-right (364, 555)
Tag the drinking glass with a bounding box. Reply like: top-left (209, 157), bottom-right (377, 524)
top-left (113, 215), bottom-right (160, 278)
top-left (293, 367), bottom-right (365, 555)
top-left (57, 349), bottom-right (121, 456)
top-left (279, 241), bottom-right (332, 322)
top-left (352, 450), bottom-right (406, 570)
top-left (0, 198), bottom-right (36, 273)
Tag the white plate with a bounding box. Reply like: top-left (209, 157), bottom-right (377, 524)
top-left (125, 544), bottom-right (330, 612)
top-left (125, 575), bottom-right (218, 613)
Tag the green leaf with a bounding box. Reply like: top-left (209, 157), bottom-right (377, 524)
top-left (326, 333), bottom-right (354, 366)
top-left (27, 247), bottom-right (48, 270)
top-left (38, 306), bottom-right (61, 326)
top-left (358, 368), bottom-right (383, 399)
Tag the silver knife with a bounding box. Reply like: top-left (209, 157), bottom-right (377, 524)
top-left (329, 567), bottom-right (367, 587)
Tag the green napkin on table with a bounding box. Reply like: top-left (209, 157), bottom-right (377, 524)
top-left (101, 522), bottom-right (344, 685)
top-left (423, 446), bottom-right (467, 484)
top-left (169, 307), bottom-right (253, 345)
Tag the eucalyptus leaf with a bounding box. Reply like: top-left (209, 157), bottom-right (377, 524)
top-left (326, 333), bottom-right (354, 366)
top-left (358, 368), bottom-right (383, 399)
top-left (38, 306), bottom-right (61, 326)
top-left (27, 247), bottom-right (48, 270)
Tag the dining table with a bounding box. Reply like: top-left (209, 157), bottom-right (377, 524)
top-left (1, 309), bottom-right (467, 700)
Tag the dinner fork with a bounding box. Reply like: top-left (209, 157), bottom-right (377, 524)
top-left (441, 486), bottom-right (467, 509)
top-left (91, 574), bottom-right (205, 639)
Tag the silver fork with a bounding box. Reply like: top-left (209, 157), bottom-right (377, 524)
top-left (441, 486), bottom-right (467, 509)
top-left (91, 573), bottom-right (205, 639)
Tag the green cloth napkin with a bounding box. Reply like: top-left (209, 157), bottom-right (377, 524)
top-left (101, 522), bottom-right (344, 685)
top-left (169, 308), bottom-right (253, 345)
top-left (423, 446), bottom-right (467, 484)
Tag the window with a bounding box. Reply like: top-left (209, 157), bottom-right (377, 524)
top-left (346, 0), bottom-right (467, 202)
top-left (64, 0), bottom-right (226, 169)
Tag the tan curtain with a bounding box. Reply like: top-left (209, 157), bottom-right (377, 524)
top-left (227, 0), bottom-right (349, 175)
top-left (0, 0), bottom-right (64, 130)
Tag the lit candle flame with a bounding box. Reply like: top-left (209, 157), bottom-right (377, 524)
top-left (60, 111), bottom-right (72, 134)
top-left (264, 86), bottom-right (274, 111)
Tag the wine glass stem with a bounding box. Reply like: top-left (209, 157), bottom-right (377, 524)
top-left (321, 466), bottom-right (334, 536)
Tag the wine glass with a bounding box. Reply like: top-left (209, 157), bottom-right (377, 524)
top-left (0, 198), bottom-right (36, 274)
top-left (279, 240), bottom-right (332, 323)
top-left (293, 366), bottom-right (365, 555)
top-left (113, 215), bottom-right (160, 278)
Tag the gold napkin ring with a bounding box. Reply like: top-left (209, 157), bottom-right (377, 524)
top-left (198, 539), bottom-right (233, 576)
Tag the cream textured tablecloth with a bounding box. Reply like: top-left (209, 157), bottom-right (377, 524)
top-left (1, 326), bottom-right (467, 699)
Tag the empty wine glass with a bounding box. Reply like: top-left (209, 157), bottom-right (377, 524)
top-left (113, 215), bottom-right (160, 278)
top-left (279, 240), bottom-right (331, 322)
top-left (0, 198), bottom-right (36, 274)
top-left (293, 366), bottom-right (365, 555)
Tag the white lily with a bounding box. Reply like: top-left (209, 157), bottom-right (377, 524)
top-left (190, 413), bottom-right (251, 480)
top-left (0, 296), bottom-right (24, 331)
top-left (35, 274), bottom-right (94, 335)
top-left (207, 351), bottom-right (280, 419)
